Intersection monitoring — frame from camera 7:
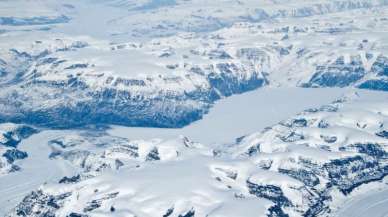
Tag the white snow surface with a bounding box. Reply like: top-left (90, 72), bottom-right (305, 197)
top-left (1, 0), bottom-right (388, 95)
top-left (108, 87), bottom-right (348, 144)
top-left (0, 131), bottom-right (77, 216)
top-left (0, 87), bottom-right (345, 216)
top-left (2, 89), bottom-right (388, 217)
top-left (1, 1), bottom-right (388, 216)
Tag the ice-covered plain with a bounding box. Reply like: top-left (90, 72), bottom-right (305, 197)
top-left (1, 0), bottom-right (388, 217)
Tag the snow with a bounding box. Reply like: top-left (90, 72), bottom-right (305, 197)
top-left (108, 87), bottom-right (348, 144)
top-left (1, 0), bottom-right (388, 216)
top-left (4, 134), bottom-right (272, 217)
top-left (54, 45), bottom-right (172, 77)
top-left (2, 0), bottom-right (388, 130)
top-left (0, 131), bottom-right (77, 216)
top-left (0, 87), bottom-right (348, 215)
top-left (334, 187), bottom-right (388, 217)
top-left (2, 87), bottom-right (388, 217)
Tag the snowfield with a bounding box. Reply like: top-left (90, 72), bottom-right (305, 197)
top-left (108, 87), bottom-right (348, 144)
top-left (2, 89), bottom-right (388, 217)
top-left (333, 185), bottom-right (388, 217)
top-left (1, 0), bottom-right (388, 216)
top-left (0, 130), bottom-right (76, 216)
top-left (1, 0), bottom-right (388, 128)
top-left (0, 87), bottom-right (347, 216)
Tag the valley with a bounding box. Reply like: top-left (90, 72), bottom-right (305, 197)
top-left (1, 0), bottom-right (388, 216)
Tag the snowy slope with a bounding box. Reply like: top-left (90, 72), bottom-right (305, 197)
top-left (0, 87), bottom-right (348, 217)
top-left (1, 0), bottom-right (388, 128)
top-left (0, 123), bottom-right (37, 175)
top-left (5, 90), bottom-right (388, 217)
top-left (108, 88), bottom-right (347, 144)
top-left (1, 1), bottom-right (388, 216)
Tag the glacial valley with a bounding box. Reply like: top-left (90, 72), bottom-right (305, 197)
top-left (1, 0), bottom-right (388, 217)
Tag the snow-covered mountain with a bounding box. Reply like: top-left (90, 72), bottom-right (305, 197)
top-left (1, 0), bottom-right (388, 128)
top-left (1, 1), bottom-right (388, 217)
top-left (5, 91), bottom-right (388, 217)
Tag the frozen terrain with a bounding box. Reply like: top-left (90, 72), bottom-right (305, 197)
top-left (2, 89), bottom-right (388, 217)
top-left (0, 131), bottom-right (76, 215)
top-left (1, 0), bottom-right (388, 128)
top-left (0, 87), bottom-right (346, 216)
top-left (334, 186), bottom-right (388, 217)
top-left (109, 87), bottom-right (347, 144)
top-left (1, 0), bottom-right (388, 217)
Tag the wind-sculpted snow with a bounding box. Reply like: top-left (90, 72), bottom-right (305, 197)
top-left (5, 91), bottom-right (388, 217)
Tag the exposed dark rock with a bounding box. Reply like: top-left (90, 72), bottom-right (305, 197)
top-left (67, 213), bottom-right (88, 217)
top-left (246, 144), bottom-right (261, 156)
top-left (324, 155), bottom-right (388, 195)
top-left (178, 209), bottom-right (195, 217)
top-left (376, 130), bottom-right (388, 139)
top-left (146, 147), bottom-right (160, 161)
top-left (59, 175), bottom-right (81, 184)
top-left (247, 181), bottom-right (292, 207)
top-left (13, 190), bottom-right (71, 217)
top-left (267, 204), bottom-right (289, 217)
top-left (358, 79), bottom-right (388, 91)
top-left (3, 149), bottom-right (28, 163)
top-left (163, 207), bottom-right (174, 217)
top-left (278, 131), bottom-right (304, 142)
top-left (306, 56), bottom-right (366, 87)
top-left (320, 135), bottom-right (337, 143)
top-left (278, 168), bottom-right (320, 187)
top-left (371, 55), bottom-right (388, 77)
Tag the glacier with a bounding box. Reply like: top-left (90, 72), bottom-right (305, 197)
top-left (1, 0), bottom-right (388, 217)
top-left (0, 0), bottom-right (388, 128)
top-left (2, 90), bottom-right (388, 217)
